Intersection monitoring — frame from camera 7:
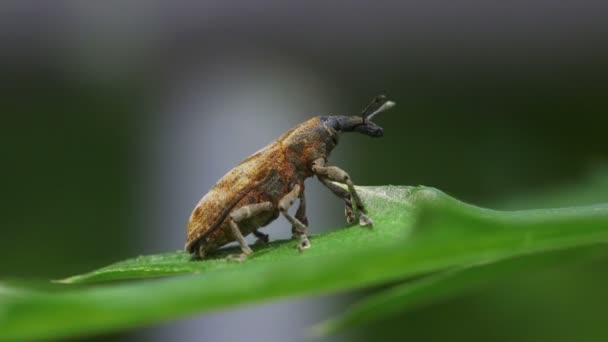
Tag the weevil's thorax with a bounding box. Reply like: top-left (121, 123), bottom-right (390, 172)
top-left (280, 117), bottom-right (338, 177)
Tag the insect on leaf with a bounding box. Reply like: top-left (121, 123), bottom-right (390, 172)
top-left (3, 184), bottom-right (608, 341)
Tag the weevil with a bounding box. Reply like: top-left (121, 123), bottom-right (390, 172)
top-left (186, 95), bottom-right (395, 261)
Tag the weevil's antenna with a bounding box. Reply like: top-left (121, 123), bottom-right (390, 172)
top-left (366, 100), bottom-right (395, 121)
top-left (361, 95), bottom-right (395, 121)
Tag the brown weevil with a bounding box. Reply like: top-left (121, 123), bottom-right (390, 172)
top-left (186, 95), bottom-right (395, 261)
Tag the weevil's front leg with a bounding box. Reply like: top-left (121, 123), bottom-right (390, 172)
top-left (318, 176), bottom-right (356, 225)
top-left (291, 190), bottom-right (309, 238)
top-left (279, 184), bottom-right (311, 251)
top-left (227, 201), bottom-right (273, 262)
top-left (312, 158), bottom-right (373, 227)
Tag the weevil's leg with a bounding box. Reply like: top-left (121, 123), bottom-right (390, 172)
top-left (312, 158), bottom-right (357, 223)
top-left (226, 220), bottom-right (251, 262)
top-left (292, 190), bottom-right (309, 238)
top-left (279, 184), bottom-right (311, 251)
top-left (252, 229), bottom-right (269, 245)
top-left (226, 201), bottom-right (273, 262)
top-left (312, 158), bottom-right (372, 227)
top-left (318, 176), bottom-right (356, 225)
top-left (312, 158), bottom-right (361, 209)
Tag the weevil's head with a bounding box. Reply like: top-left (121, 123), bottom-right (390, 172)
top-left (320, 95), bottom-right (395, 138)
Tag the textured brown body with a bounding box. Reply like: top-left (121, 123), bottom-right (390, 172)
top-left (186, 117), bottom-right (337, 254)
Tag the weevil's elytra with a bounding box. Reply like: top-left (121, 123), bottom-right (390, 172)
top-left (186, 95), bottom-right (396, 261)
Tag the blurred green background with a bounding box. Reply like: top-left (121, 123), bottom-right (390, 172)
top-left (1, 1), bottom-right (607, 341)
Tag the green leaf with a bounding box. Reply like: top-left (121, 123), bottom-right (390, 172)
top-left (3, 185), bottom-right (608, 340)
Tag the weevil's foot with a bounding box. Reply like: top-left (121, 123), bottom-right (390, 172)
top-left (345, 205), bottom-right (356, 225)
top-left (226, 253), bottom-right (248, 263)
top-left (297, 235), bottom-right (311, 252)
top-left (359, 213), bottom-right (373, 227)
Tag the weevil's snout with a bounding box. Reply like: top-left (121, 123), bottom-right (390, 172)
top-left (355, 121), bottom-right (384, 137)
top-left (370, 123), bottom-right (384, 137)
top-left (320, 95), bottom-right (394, 137)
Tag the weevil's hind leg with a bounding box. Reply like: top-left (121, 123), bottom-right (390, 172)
top-left (226, 201), bottom-right (273, 262)
top-left (279, 184), bottom-right (311, 251)
top-left (252, 229), bottom-right (269, 245)
top-left (313, 158), bottom-right (373, 227)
